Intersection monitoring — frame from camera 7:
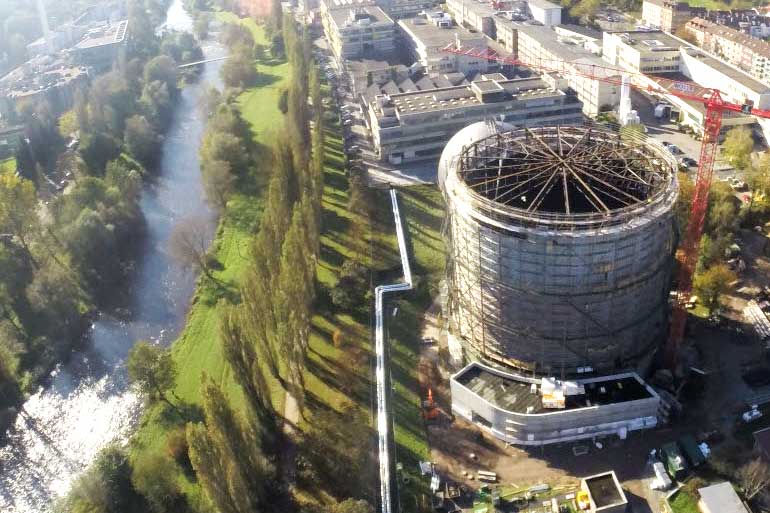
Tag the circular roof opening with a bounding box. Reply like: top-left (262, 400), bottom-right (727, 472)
top-left (457, 125), bottom-right (675, 216)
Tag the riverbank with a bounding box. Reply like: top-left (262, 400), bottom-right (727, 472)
top-left (128, 16), bottom-right (290, 500)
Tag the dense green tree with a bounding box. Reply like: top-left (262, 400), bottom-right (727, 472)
top-left (220, 308), bottom-right (277, 425)
top-left (193, 12), bottom-right (211, 41)
top-left (186, 377), bottom-right (276, 513)
top-left (140, 80), bottom-right (173, 129)
top-left (0, 173), bottom-right (40, 269)
top-left (200, 130), bottom-right (249, 176)
top-left (201, 159), bottom-right (235, 211)
top-left (124, 115), bottom-right (160, 168)
top-left (694, 263), bottom-right (736, 314)
top-left (60, 445), bottom-right (147, 513)
top-left (90, 72), bottom-right (135, 137)
top-left (331, 260), bottom-right (369, 311)
top-left (126, 341), bottom-right (180, 413)
top-left (25, 262), bottom-right (81, 334)
top-left (722, 126), bottom-right (753, 170)
top-left (130, 453), bottom-right (185, 513)
top-left (79, 133), bottom-right (122, 175)
top-left (145, 55), bottom-right (179, 95)
top-left (65, 209), bottom-right (119, 293)
top-left (220, 49), bottom-right (258, 89)
top-left (220, 23), bottom-right (254, 50)
top-left (127, 0), bottom-right (160, 59)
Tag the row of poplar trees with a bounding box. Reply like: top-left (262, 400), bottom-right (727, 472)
top-left (186, 16), bottom-right (325, 513)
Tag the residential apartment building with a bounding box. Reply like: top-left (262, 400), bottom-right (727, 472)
top-left (641, 0), bottom-right (695, 32)
top-left (517, 24), bottom-right (620, 116)
top-left (602, 31), bottom-right (682, 74)
top-left (686, 17), bottom-right (770, 84)
top-left (320, 2), bottom-right (396, 62)
top-left (398, 14), bottom-right (491, 76)
top-left (367, 73), bottom-right (583, 163)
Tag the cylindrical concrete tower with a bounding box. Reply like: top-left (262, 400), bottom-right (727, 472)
top-left (440, 125), bottom-right (679, 376)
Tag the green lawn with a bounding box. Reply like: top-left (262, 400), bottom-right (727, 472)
top-left (669, 489), bottom-right (700, 513)
top-left (386, 185), bottom-right (446, 513)
top-left (129, 19), bottom-right (290, 499)
top-left (0, 157), bottom-right (16, 174)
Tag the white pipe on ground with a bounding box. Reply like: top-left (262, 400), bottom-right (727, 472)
top-left (375, 189), bottom-right (413, 513)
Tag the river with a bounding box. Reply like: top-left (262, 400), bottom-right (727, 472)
top-left (0, 2), bottom-right (222, 510)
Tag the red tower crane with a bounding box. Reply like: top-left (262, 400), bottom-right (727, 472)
top-left (443, 44), bottom-right (770, 369)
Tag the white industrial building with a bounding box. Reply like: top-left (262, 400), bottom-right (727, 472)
top-left (398, 14), bottom-right (490, 76)
top-left (528, 0), bottom-right (562, 26)
top-left (451, 362), bottom-right (661, 445)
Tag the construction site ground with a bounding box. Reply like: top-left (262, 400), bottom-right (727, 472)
top-left (415, 291), bottom-right (770, 513)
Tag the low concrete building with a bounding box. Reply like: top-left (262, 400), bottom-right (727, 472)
top-left (528, 0), bottom-right (561, 26)
top-left (698, 482), bottom-right (751, 513)
top-left (398, 15), bottom-right (490, 76)
top-left (580, 472), bottom-right (628, 513)
top-left (450, 362), bottom-right (660, 445)
top-left (71, 19), bottom-right (129, 70)
top-left (321, 2), bottom-right (396, 63)
top-left (367, 73), bottom-right (582, 163)
top-left (603, 30), bottom-right (682, 74)
top-left (517, 24), bottom-right (620, 116)
top-left (0, 58), bottom-right (90, 114)
top-left (445, 0), bottom-right (497, 38)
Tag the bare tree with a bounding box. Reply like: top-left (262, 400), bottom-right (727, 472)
top-left (738, 458), bottom-right (770, 500)
top-left (169, 215), bottom-right (216, 281)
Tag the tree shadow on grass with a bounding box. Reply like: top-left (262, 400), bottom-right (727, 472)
top-left (249, 72), bottom-right (283, 89)
top-left (156, 400), bottom-right (204, 430)
top-left (199, 277), bottom-right (241, 307)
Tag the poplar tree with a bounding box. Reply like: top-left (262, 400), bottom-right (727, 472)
top-left (186, 376), bottom-right (275, 513)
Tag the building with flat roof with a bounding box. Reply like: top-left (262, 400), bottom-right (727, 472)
top-left (320, 2), bottom-right (396, 63)
top-left (450, 362), bottom-right (660, 445)
top-left (528, 0), bottom-right (562, 26)
top-left (681, 47), bottom-right (770, 109)
top-left (0, 56), bottom-right (89, 114)
top-left (581, 472), bottom-right (628, 513)
top-left (445, 0), bottom-right (497, 37)
top-left (698, 482), bottom-right (751, 513)
top-left (686, 16), bottom-right (770, 84)
top-left (366, 73), bottom-right (583, 163)
top-left (603, 30), bottom-right (682, 74)
top-left (517, 24), bottom-right (620, 116)
top-left (641, 0), bottom-right (697, 32)
top-left (71, 19), bottom-right (128, 70)
top-left (398, 14), bottom-right (491, 75)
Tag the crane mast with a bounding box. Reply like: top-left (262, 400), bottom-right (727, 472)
top-left (666, 94), bottom-right (723, 367)
top-left (440, 43), bottom-right (764, 369)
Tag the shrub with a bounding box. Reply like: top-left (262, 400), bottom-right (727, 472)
top-left (166, 427), bottom-right (193, 474)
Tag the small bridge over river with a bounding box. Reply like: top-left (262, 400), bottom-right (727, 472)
top-left (178, 56), bottom-right (229, 68)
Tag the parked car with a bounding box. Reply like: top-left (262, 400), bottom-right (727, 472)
top-left (679, 157), bottom-right (697, 168)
